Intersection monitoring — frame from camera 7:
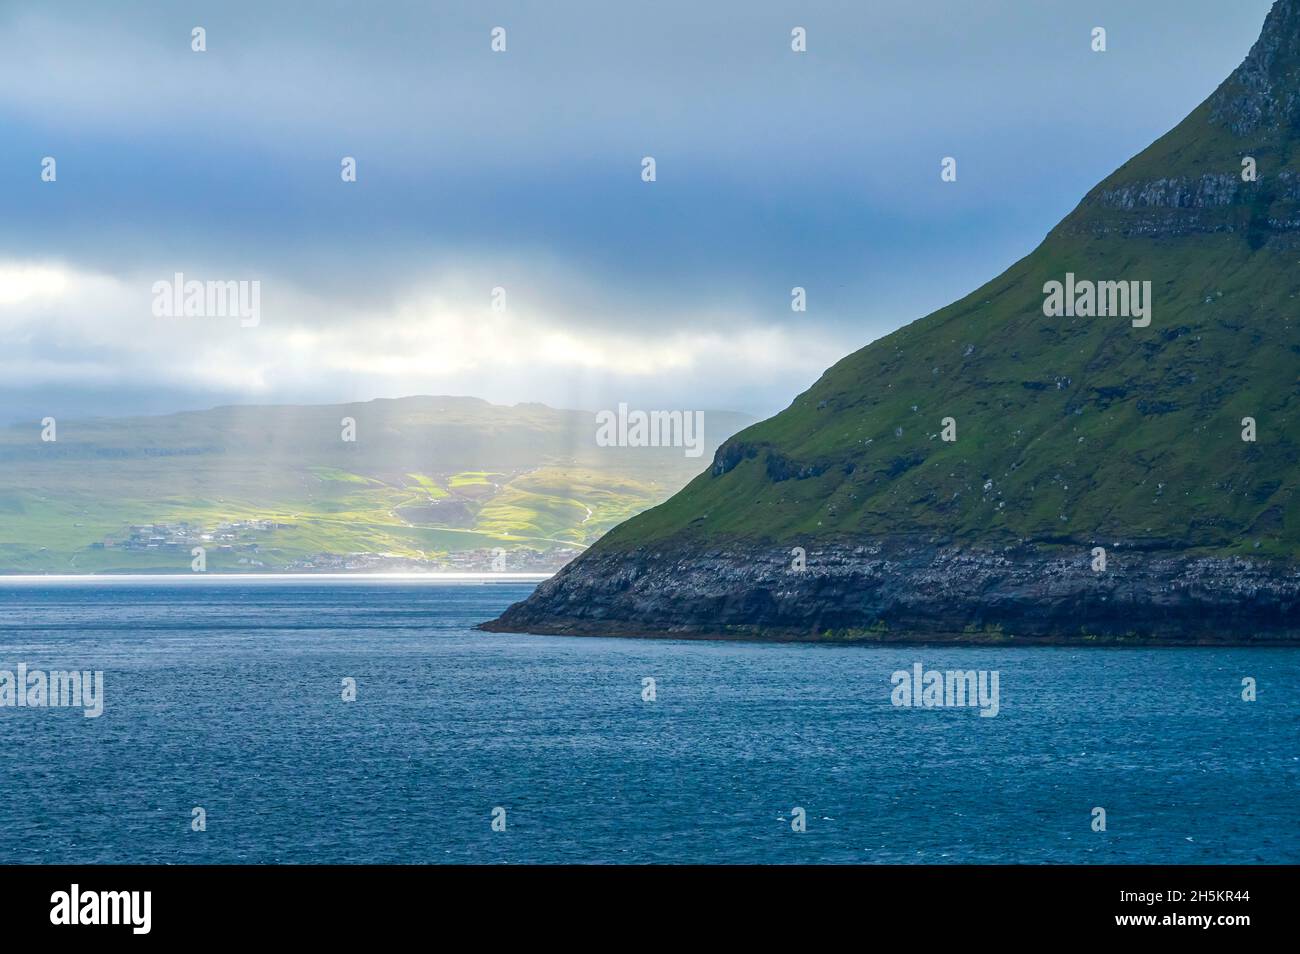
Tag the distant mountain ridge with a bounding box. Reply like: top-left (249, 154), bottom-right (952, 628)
top-left (486, 1), bottom-right (1300, 644)
top-left (0, 396), bottom-right (753, 573)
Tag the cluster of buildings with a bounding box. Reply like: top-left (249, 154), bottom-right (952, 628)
top-left (441, 547), bottom-right (582, 573)
top-left (286, 547), bottom-right (582, 573)
top-left (94, 520), bottom-right (582, 573)
top-left (99, 519), bottom-right (289, 551)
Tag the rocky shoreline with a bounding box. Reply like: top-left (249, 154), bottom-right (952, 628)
top-left (480, 539), bottom-right (1300, 646)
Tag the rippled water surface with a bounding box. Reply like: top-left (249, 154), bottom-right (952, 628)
top-left (0, 580), bottom-right (1295, 863)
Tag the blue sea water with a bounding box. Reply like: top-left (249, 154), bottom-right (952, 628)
top-left (0, 579), bottom-right (1295, 864)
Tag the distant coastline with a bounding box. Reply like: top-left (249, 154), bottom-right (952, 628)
top-left (0, 572), bottom-right (551, 585)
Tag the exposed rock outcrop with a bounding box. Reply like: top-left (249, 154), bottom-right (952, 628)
top-left (482, 539), bottom-right (1300, 645)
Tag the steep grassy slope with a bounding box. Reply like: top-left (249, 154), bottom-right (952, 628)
top-left (594, 4), bottom-right (1300, 560)
top-left (610, 232), bottom-right (1296, 559)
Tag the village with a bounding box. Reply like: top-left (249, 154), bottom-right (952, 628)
top-left (105, 519), bottom-right (283, 550)
top-left (93, 520), bottom-right (578, 573)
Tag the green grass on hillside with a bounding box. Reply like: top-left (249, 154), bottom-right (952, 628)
top-left (0, 398), bottom-right (747, 571)
top-left (598, 48), bottom-right (1300, 562)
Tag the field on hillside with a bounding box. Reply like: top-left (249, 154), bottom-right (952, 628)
top-left (0, 397), bottom-right (749, 573)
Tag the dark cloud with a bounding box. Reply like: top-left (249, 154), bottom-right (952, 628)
top-left (0, 0), bottom-right (1274, 417)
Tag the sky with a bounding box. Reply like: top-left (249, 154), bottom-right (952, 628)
top-left (0, 0), bottom-right (1277, 423)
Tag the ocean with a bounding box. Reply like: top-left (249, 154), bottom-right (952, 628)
top-left (0, 579), bottom-right (1295, 864)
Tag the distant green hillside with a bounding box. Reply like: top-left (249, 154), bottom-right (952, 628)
top-left (594, 1), bottom-right (1300, 562)
top-left (0, 396), bottom-right (752, 573)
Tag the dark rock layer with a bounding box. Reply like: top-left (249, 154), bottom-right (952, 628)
top-left (481, 540), bottom-right (1300, 646)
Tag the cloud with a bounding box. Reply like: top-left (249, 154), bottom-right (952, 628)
top-left (0, 257), bottom-right (848, 412)
top-left (0, 263), bottom-right (77, 306)
top-left (0, 0), bottom-right (1276, 418)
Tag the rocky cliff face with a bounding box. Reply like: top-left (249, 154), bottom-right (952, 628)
top-left (1208, 0), bottom-right (1300, 136)
top-left (483, 1), bottom-right (1300, 646)
top-left (1063, 0), bottom-right (1300, 240)
top-left (483, 539), bottom-right (1300, 645)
